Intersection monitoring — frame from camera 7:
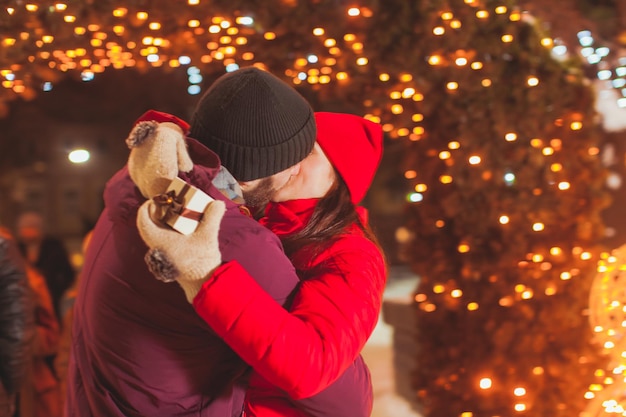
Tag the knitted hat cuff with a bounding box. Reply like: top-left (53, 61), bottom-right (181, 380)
top-left (193, 111), bottom-right (316, 181)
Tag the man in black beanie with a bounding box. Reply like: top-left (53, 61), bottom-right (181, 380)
top-left (190, 66), bottom-right (316, 208)
top-left (67, 67), bottom-right (369, 417)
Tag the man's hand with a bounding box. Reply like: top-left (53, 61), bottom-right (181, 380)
top-left (137, 198), bottom-right (226, 303)
top-left (126, 119), bottom-right (193, 198)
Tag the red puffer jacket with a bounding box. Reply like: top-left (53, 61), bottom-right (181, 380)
top-left (193, 198), bottom-right (387, 416)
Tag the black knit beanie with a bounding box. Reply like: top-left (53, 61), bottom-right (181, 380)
top-left (189, 67), bottom-right (316, 181)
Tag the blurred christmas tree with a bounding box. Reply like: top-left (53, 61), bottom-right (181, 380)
top-left (394, 0), bottom-right (613, 416)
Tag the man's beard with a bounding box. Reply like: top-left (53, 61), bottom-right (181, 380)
top-left (241, 176), bottom-right (276, 208)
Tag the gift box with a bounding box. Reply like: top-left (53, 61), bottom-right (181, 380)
top-left (153, 177), bottom-right (214, 235)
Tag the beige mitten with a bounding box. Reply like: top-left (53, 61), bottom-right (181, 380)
top-left (126, 120), bottom-right (193, 198)
top-left (137, 198), bottom-right (226, 302)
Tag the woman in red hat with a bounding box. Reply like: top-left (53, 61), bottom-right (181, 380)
top-left (138, 112), bottom-right (387, 417)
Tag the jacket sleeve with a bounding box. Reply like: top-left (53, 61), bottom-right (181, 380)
top-left (192, 236), bottom-right (386, 399)
top-left (0, 237), bottom-right (35, 394)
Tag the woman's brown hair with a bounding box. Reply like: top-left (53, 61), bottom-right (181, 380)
top-left (280, 175), bottom-right (381, 260)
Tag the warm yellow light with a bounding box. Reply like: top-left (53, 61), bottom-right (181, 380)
top-left (391, 104), bottom-right (403, 114)
top-left (550, 247), bottom-right (562, 255)
top-left (404, 170), bottom-right (417, 180)
top-left (448, 141), bottom-right (460, 149)
top-left (423, 303), bottom-right (436, 312)
top-left (450, 20), bottom-right (462, 29)
top-left (571, 121), bottom-right (583, 130)
top-left (25, 4), bottom-right (39, 11)
top-left (379, 73), bottom-right (390, 82)
top-left (136, 11), bottom-right (148, 20)
top-left (481, 79), bottom-right (492, 87)
top-left (527, 77), bottom-right (539, 86)
top-left (479, 378), bottom-right (492, 389)
top-left (476, 10), bottom-right (489, 19)
top-left (580, 252), bottom-right (592, 260)
top-left (433, 26), bottom-right (445, 35)
top-left (532, 223), bottom-right (544, 231)
top-left (397, 128), bottom-right (409, 137)
top-left (451, 289), bottom-right (462, 298)
top-left (550, 163), bottom-right (562, 172)
top-left (428, 55), bottom-right (442, 65)
top-left (415, 183), bottom-right (427, 192)
top-left (501, 34), bottom-right (514, 43)
top-left (356, 57), bottom-right (368, 66)
top-left (312, 27), bottom-right (324, 36)
top-left (439, 151), bottom-right (451, 160)
top-left (467, 302), bottom-right (478, 311)
top-left (440, 175), bottom-right (453, 184)
top-left (413, 127), bottom-right (425, 135)
top-left (471, 62), bottom-right (483, 70)
top-left (412, 114), bottom-right (424, 122)
top-left (557, 182), bottom-right (570, 190)
top-left (541, 37), bottom-right (553, 47)
top-left (113, 8), bottom-right (127, 17)
top-left (542, 147), bottom-right (554, 156)
top-left (149, 22), bottom-right (161, 30)
top-left (560, 272), bottom-right (572, 280)
top-left (415, 293), bottom-right (427, 302)
top-left (433, 284), bottom-right (445, 294)
top-left (495, 6), bottom-right (507, 14)
top-left (499, 215), bottom-right (509, 224)
top-left (447, 82), bottom-right (458, 90)
top-left (505, 132), bottom-right (517, 142)
top-left (545, 285), bottom-right (557, 296)
top-left (458, 243), bottom-right (470, 253)
top-left (64, 15), bottom-right (76, 23)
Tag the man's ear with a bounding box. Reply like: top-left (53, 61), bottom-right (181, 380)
top-left (288, 162), bottom-right (302, 176)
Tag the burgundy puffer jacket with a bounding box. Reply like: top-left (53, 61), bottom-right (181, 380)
top-left (66, 139), bottom-right (300, 417)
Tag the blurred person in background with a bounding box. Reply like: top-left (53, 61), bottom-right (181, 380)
top-left (15, 211), bottom-right (75, 323)
top-left (18, 258), bottom-right (61, 417)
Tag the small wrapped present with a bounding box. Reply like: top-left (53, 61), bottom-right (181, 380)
top-left (152, 177), bottom-right (214, 235)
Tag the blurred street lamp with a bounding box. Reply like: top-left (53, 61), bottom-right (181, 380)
top-left (68, 149), bottom-right (90, 164)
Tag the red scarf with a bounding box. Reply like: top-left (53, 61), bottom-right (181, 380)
top-left (259, 199), bottom-right (319, 238)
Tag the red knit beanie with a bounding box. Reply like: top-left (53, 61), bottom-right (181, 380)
top-left (314, 112), bottom-right (383, 205)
